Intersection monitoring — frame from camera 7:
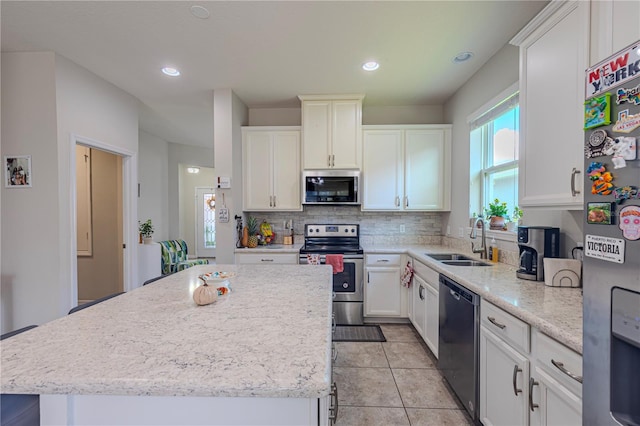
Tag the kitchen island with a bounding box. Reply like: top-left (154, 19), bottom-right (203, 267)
top-left (0, 264), bottom-right (335, 425)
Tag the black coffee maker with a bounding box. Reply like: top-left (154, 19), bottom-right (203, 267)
top-left (516, 226), bottom-right (560, 281)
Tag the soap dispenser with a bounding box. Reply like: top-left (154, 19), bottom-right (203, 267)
top-left (490, 237), bottom-right (498, 262)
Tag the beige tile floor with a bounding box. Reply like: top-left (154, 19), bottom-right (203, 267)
top-left (333, 324), bottom-right (474, 426)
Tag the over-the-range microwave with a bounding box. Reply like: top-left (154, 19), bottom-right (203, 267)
top-left (302, 170), bottom-right (360, 205)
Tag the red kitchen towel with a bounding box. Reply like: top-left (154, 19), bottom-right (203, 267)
top-left (325, 254), bottom-right (344, 274)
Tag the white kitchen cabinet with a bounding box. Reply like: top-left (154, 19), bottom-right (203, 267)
top-left (480, 300), bottom-right (582, 426)
top-left (511, 1), bottom-right (589, 209)
top-left (242, 127), bottom-right (302, 211)
top-left (480, 326), bottom-right (530, 426)
top-left (362, 125), bottom-right (451, 211)
top-left (364, 254), bottom-right (402, 317)
top-left (299, 95), bottom-right (363, 170)
top-left (235, 252), bottom-right (298, 264)
top-left (590, 0), bottom-right (640, 66)
top-left (412, 259), bottom-right (439, 357)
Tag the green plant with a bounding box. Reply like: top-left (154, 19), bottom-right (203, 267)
top-left (247, 216), bottom-right (259, 248)
top-left (139, 219), bottom-right (154, 238)
top-left (512, 206), bottom-right (523, 222)
top-left (485, 199), bottom-right (508, 218)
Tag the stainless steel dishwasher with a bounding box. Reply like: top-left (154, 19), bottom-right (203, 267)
top-left (438, 274), bottom-right (480, 423)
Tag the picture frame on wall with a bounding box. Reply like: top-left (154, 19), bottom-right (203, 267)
top-left (4, 155), bottom-right (32, 188)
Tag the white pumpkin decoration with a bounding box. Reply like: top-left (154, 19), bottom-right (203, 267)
top-left (193, 280), bottom-right (218, 306)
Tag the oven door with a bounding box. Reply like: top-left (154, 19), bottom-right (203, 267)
top-left (299, 255), bottom-right (363, 302)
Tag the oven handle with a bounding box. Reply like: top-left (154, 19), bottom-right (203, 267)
top-left (299, 255), bottom-right (363, 262)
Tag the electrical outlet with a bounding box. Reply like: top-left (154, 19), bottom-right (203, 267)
top-left (400, 224), bottom-right (406, 233)
top-left (446, 225), bottom-right (451, 235)
top-left (458, 227), bottom-right (464, 238)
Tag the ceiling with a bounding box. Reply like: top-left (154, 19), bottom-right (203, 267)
top-left (1, 1), bottom-right (547, 148)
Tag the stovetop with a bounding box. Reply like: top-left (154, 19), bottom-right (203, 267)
top-left (300, 224), bottom-right (362, 254)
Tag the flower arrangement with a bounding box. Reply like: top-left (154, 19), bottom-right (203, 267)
top-left (485, 199), bottom-right (508, 218)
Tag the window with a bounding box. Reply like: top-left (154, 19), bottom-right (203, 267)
top-left (469, 88), bottom-right (519, 221)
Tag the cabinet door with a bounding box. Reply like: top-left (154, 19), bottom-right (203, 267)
top-left (518, 2), bottom-right (587, 208)
top-left (272, 131), bottom-right (301, 211)
top-left (404, 129), bottom-right (448, 210)
top-left (332, 100), bottom-right (362, 169)
top-left (243, 131), bottom-right (274, 210)
top-left (530, 366), bottom-right (582, 426)
top-left (302, 100), bottom-right (331, 169)
top-left (480, 326), bottom-right (530, 426)
top-left (362, 130), bottom-right (403, 210)
top-left (424, 284), bottom-right (439, 358)
top-left (365, 267), bottom-right (401, 317)
top-left (411, 274), bottom-right (428, 339)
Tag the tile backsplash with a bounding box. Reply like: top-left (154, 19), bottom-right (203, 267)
top-left (247, 206), bottom-right (444, 245)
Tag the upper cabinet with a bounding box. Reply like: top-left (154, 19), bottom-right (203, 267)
top-left (511, 1), bottom-right (589, 209)
top-left (299, 94), bottom-right (364, 170)
top-left (362, 125), bottom-right (452, 211)
top-left (590, 0), bottom-right (640, 66)
top-left (242, 127), bottom-right (302, 211)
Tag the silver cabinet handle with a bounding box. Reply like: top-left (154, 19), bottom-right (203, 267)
top-left (551, 359), bottom-right (583, 383)
top-left (512, 364), bottom-right (523, 396)
top-left (260, 258), bottom-right (274, 262)
top-left (329, 382), bottom-right (339, 423)
top-left (273, 195), bottom-right (276, 208)
top-left (332, 344), bottom-right (338, 362)
top-left (419, 285), bottom-right (425, 301)
top-left (404, 196), bottom-right (409, 208)
top-left (328, 155), bottom-right (332, 167)
top-left (332, 313), bottom-right (336, 334)
top-left (570, 167), bottom-right (581, 196)
top-left (269, 196), bottom-right (273, 207)
top-left (395, 196), bottom-right (400, 207)
top-left (487, 316), bottom-right (507, 330)
top-left (529, 377), bottom-right (539, 412)
top-left (376, 259), bottom-right (389, 263)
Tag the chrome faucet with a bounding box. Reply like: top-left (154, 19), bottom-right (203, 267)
top-left (470, 217), bottom-right (488, 259)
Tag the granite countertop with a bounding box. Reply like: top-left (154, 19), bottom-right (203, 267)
top-left (0, 265), bottom-right (334, 398)
top-left (364, 244), bottom-right (583, 354)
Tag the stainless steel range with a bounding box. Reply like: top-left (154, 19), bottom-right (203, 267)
top-left (299, 224), bottom-right (364, 325)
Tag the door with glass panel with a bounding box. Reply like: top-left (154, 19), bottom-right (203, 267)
top-left (195, 187), bottom-right (216, 258)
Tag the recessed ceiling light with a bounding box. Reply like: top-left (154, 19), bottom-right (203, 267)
top-left (187, 167), bottom-right (200, 174)
top-left (362, 61), bottom-right (380, 71)
top-left (453, 52), bottom-right (474, 63)
top-left (161, 67), bottom-right (181, 77)
top-left (190, 5), bottom-right (210, 19)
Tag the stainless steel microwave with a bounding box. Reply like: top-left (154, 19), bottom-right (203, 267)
top-left (302, 170), bottom-right (360, 205)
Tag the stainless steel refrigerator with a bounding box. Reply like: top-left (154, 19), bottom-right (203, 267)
top-left (583, 41), bottom-right (640, 426)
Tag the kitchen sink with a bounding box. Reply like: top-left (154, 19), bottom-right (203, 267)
top-left (426, 253), bottom-right (474, 261)
top-left (440, 260), bottom-right (491, 267)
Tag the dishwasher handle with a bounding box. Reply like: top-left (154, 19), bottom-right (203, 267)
top-left (439, 274), bottom-right (479, 305)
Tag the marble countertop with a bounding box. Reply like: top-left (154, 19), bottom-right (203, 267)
top-left (0, 265), bottom-right (334, 398)
top-left (235, 243), bottom-right (303, 253)
top-left (364, 244), bottom-right (583, 354)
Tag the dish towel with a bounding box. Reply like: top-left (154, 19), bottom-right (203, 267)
top-left (306, 254), bottom-right (320, 265)
top-left (401, 262), bottom-right (414, 288)
top-left (325, 254), bottom-right (344, 274)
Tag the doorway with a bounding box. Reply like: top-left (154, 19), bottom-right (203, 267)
top-left (75, 145), bottom-right (124, 303)
top-left (195, 187), bottom-right (216, 258)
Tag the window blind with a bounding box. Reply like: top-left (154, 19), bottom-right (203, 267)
top-left (469, 93), bottom-right (519, 130)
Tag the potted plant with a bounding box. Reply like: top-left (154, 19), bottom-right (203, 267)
top-left (139, 219), bottom-right (154, 244)
top-left (507, 206), bottom-right (523, 231)
top-left (485, 199), bottom-right (508, 230)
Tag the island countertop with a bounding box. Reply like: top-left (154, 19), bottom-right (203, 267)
top-left (0, 264), bottom-right (334, 399)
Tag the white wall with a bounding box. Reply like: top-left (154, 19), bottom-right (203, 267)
top-left (1, 52), bottom-right (59, 332)
top-left (214, 89), bottom-right (248, 264)
top-left (138, 130), bottom-right (169, 241)
top-left (0, 52), bottom-right (139, 333)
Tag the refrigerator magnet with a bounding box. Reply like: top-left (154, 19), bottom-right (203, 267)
top-left (584, 93), bottom-right (612, 129)
top-left (613, 186), bottom-right (639, 205)
top-left (616, 85), bottom-right (640, 105)
top-left (587, 162), bottom-right (614, 195)
top-left (612, 112), bottom-right (640, 133)
top-left (585, 129), bottom-right (613, 158)
top-left (619, 205), bottom-right (640, 241)
top-left (603, 136), bottom-right (637, 168)
top-left (588, 202), bottom-right (615, 225)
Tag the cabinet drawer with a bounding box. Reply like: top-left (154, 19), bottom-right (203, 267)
top-left (533, 329), bottom-right (582, 396)
top-left (413, 260), bottom-right (439, 290)
top-left (481, 300), bottom-right (530, 353)
top-left (366, 254), bottom-right (401, 266)
top-left (235, 253), bottom-right (298, 264)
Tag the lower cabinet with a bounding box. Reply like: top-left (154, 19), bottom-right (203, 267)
top-left (410, 259), bottom-right (439, 358)
top-left (364, 254), bottom-right (403, 317)
top-left (235, 252), bottom-right (298, 264)
top-left (480, 300), bottom-right (582, 426)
